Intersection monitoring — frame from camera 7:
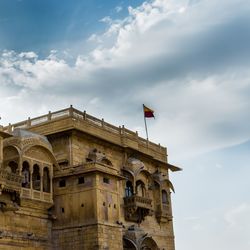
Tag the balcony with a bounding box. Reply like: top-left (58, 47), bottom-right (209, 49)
top-left (156, 204), bottom-right (172, 223)
top-left (124, 195), bottom-right (153, 223)
top-left (0, 169), bottom-right (22, 193)
top-left (20, 188), bottom-right (53, 203)
top-left (124, 195), bottom-right (152, 210)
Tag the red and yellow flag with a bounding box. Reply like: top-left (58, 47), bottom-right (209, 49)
top-left (143, 104), bottom-right (155, 118)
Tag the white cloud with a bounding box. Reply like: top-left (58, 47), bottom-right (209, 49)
top-left (19, 51), bottom-right (38, 59)
top-left (87, 34), bottom-right (102, 43)
top-left (100, 16), bottom-right (113, 25)
top-left (0, 0), bottom-right (250, 158)
top-left (1, 2), bottom-right (250, 250)
top-left (115, 6), bottom-right (123, 13)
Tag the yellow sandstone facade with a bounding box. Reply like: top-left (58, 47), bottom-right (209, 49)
top-left (0, 106), bottom-right (181, 250)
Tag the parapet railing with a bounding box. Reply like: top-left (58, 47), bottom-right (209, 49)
top-left (3, 106), bottom-right (166, 154)
top-left (20, 188), bottom-right (53, 203)
top-left (156, 203), bottom-right (172, 220)
top-left (124, 195), bottom-right (152, 209)
top-left (0, 168), bottom-right (22, 191)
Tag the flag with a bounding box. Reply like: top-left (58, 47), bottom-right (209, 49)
top-left (143, 104), bottom-right (155, 118)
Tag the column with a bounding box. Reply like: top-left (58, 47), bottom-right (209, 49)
top-left (50, 168), bottom-right (53, 202)
top-left (40, 165), bottom-right (43, 194)
top-left (30, 160), bottom-right (33, 190)
top-left (0, 135), bottom-right (3, 168)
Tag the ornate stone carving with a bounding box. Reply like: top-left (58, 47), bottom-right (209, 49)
top-left (123, 226), bottom-right (159, 250)
top-left (0, 200), bottom-right (19, 212)
top-left (24, 147), bottom-right (52, 163)
top-left (0, 169), bottom-right (22, 193)
top-left (151, 169), bottom-right (174, 223)
top-left (3, 138), bottom-right (20, 149)
top-left (152, 169), bottom-right (175, 192)
top-left (155, 204), bottom-right (172, 223)
top-left (86, 148), bottom-right (112, 166)
top-left (3, 146), bottom-right (19, 160)
top-left (3, 129), bottom-right (53, 154)
top-left (124, 157), bottom-right (144, 176)
top-left (0, 188), bottom-right (20, 212)
top-left (3, 129), bottom-right (59, 171)
top-left (123, 195), bottom-right (153, 223)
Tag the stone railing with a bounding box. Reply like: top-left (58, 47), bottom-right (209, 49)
top-left (156, 203), bottom-right (172, 222)
top-left (20, 188), bottom-right (53, 203)
top-left (3, 106), bottom-right (166, 157)
top-left (0, 169), bottom-right (22, 191)
top-left (124, 195), bottom-right (152, 210)
top-left (162, 204), bottom-right (171, 216)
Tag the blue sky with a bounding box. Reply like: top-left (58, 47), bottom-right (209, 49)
top-left (0, 0), bottom-right (144, 54)
top-left (0, 0), bottom-right (250, 249)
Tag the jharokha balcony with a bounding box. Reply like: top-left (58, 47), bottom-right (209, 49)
top-left (124, 195), bottom-right (152, 210)
top-left (123, 195), bottom-right (153, 223)
top-left (0, 168), bottom-right (22, 193)
top-left (156, 204), bottom-right (172, 223)
top-left (0, 168), bottom-right (22, 212)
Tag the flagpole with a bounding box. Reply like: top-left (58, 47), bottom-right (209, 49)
top-left (143, 104), bottom-right (149, 140)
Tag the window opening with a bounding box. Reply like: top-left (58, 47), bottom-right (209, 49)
top-left (103, 177), bottom-right (110, 184)
top-left (59, 179), bottom-right (66, 187)
top-left (162, 190), bottom-right (168, 204)
top-left (43, 167), bottom-right (50, 192)
top-left (78, 177), bottom-right (85, 184)
top-left (125, 181), bottom-right (133, 197)
top-left (136, 180), bottom-right (146, 197)
top-left (8, 161), bottom-right (18, 173)
top-left (22, 161), bottom-right (30, 188)
top-left (32, 164), bottom-right (41, 191)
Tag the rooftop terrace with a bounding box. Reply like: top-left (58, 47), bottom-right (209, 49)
top-left (3, 106), bottom-right (168, 163)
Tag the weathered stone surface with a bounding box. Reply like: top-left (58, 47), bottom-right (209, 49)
top-left (0, 107), bottom-right (180, 249)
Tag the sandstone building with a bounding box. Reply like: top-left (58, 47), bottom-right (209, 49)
top-left (0, 106), bottom-right (181, 250)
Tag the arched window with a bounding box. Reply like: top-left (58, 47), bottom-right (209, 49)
top-left (33, 164), bottom-right (41, 191)
top-left (140, 237), bottom-right (158, 250)
top-left (123, 238), bottom-right (137, 250)
top-left (125, 181), bottom-right (133, 197)
top-left (136, 180), bottom-right (146, 197)
top-left (8, 161), bottom-right (18, 173)
top-left (43, 167), bottom-right (50, 193)
top-left (22, 161), bottom-right (30, 188)
top-left (162, 190), bottom-right (168, 204)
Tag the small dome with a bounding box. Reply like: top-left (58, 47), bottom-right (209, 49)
top-left (12, 129), bottom-right (52, 150)
top-left (127, 157), bottom-right (144, 168)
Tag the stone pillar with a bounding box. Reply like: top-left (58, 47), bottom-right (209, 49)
top-left (49, 169), bottom-right (53, 202)
top-left (30, 161), bottom-right (33, 190)
top-left (50, 169), bottom-right (53, 194)
top-left (40, 166), bottom-right (43, 192)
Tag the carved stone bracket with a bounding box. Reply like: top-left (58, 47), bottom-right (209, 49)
top-left (155, 204), bottom-right (172, 223)
top-left (86, 148), bottom-right (112, 166)
top-left (124, 195), bottom-right (153, 223)
top-left (0, 201), bottom-right (19, 212)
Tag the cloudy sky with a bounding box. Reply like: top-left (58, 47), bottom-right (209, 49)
top-left (0, 0), bottom-right (249, 249)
